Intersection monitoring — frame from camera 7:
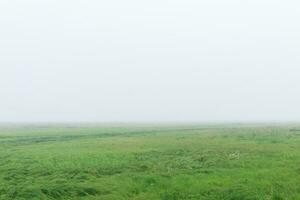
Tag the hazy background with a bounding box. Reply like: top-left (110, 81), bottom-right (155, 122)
top-left (0, 0), bottom-right (300, 122)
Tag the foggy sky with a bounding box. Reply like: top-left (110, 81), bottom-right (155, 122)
top-left (1, 0), bottom-right (300, 122)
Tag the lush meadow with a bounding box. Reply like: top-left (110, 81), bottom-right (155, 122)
top-left (0, 123), bottom-right (300, 199)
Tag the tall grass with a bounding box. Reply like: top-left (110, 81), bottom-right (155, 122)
top-left (0, 124), bottom-right (299, 199)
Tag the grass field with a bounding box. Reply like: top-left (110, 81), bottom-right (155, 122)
top-left (1, 123), bottom-right (300, 200)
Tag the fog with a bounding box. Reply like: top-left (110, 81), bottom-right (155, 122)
top-left (1, 0), bottom-right (300, 122)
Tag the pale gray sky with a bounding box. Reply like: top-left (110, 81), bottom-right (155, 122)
top-left (0, 0), bottom-right (300, 122)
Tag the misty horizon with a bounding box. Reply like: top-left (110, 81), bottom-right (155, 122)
top-left (1, 0), bottom-right (300, 122)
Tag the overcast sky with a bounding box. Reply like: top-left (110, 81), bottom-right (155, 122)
top-left (0, 0), bottom-right (300, 122)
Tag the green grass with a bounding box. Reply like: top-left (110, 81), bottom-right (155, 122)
top-left (1, 123), bottom-right (300, 200)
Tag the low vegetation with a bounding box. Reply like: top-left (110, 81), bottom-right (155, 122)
top-left (0, 123), bottom-right (300, 199)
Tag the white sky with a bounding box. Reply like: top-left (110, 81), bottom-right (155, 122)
top-left (0, 0), bottom-right (300, 122)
